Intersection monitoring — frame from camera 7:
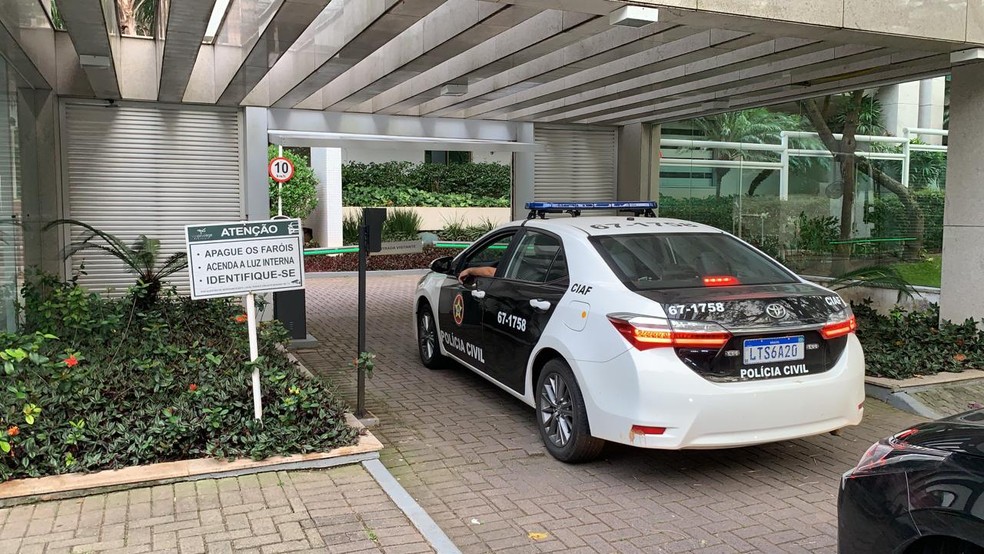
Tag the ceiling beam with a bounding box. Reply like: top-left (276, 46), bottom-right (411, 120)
top-left (217, 0), bottom-right (331, 106)
top-left (158, 0), bottom-right (217, 102)
top-left (296, 0), bottom-right (534, 111)
top-left (457, 28), bottom-right (755, 119)
top-left (57, 0), bottom-right (121, 99)
top-left (411, 21), bottom-right (682, 117)
top-left (0, 18), bottom-right (51, 89)
top-left (615, 52), bottom-right (949, 126)
top-left (361, 10), bottom-right (599, 115)
top-left (528, 39), bottom-right (872, 122)
top-left (268, 0), bottom-right (450, 109)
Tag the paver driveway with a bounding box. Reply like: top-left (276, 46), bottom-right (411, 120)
top-left (299, 272), bottom-right (924, 554)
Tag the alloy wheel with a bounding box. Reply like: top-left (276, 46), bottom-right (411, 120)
top-left (540, 373), bottom-right (574, 447)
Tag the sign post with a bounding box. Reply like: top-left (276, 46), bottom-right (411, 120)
top-left (185, 219), bottom-right (305, 420)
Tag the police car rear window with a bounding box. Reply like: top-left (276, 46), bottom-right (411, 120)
top-left (590, 233), bottom-right (797, 290)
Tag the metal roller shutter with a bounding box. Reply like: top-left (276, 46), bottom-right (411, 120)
top-left (62, 101), bottom-right (243, 295)
top-left (534, 125), bottom-right (617, 202)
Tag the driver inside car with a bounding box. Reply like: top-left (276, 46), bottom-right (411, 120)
top-left (457, 265), bottom-right (496, 283)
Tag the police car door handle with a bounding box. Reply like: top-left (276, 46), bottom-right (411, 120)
top-left (529, 299), bottom-right (551, 311)
top-left (471, 289), bottom-right (486, 299)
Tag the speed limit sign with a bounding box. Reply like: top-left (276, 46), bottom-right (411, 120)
top-left (269, 157), bottom-right (294, 183)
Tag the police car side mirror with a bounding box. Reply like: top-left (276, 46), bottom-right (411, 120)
top-left (430, 256), bottom-right (453, 274)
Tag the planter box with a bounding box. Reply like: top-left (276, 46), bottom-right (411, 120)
top-left (343, 206), bottom-right (511, 231)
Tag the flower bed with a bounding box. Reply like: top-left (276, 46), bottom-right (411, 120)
top-left (854, 300), bottom-right (984, 379)
top-left (305, 246), bottom-right (460, 273)
top-left (0, 274), bottom-right (358, 482)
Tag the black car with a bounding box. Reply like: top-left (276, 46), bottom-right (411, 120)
top-left (839, 409), bottom-right (984, 554)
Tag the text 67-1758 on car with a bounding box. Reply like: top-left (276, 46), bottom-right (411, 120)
top-left (414, 202), bottom-right (865, 463)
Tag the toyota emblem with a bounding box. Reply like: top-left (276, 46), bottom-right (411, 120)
top-left (765, 303), bottom-right (787, 319)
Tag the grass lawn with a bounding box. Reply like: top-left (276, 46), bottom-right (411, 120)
top-left (892, 256), bottom-right (942, 288)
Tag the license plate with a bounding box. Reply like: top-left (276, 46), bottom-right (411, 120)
top-left (743, 336), bottom-right (804, 365)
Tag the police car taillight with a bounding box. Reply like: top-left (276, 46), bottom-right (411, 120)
top-left (820, 313), bottom-right (857, 339)
top-left (608, 314), bottom-right (731, 350)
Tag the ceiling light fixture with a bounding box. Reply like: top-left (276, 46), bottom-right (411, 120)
top-left (609, 6), bottom-right (659, 28)
top-left (79, 55), bottom-right (111, 69)
top-left (951, 48), bottom-right (984, 65)
top-left (441, 83), bottom-right (468, 97)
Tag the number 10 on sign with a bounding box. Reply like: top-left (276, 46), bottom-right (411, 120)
top-left (269, 154), bottom-right (295, 217)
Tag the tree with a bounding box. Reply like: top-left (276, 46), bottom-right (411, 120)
top-left (694, 108), bottom-right (806, 196)
top-left (801, 92), bottom-right (924, 268)
top-left (116, 0), bottom-right (156, 36)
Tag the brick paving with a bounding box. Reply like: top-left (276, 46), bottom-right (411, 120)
top-left (299, 272), bottom-right (927, 554)
top-left (910, 379), bottom-right (984, 417)
top-left (0, 465), bottom-right (433, 554)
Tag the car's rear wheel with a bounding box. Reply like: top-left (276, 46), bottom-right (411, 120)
top-left (536, 359), bottom-right (604, 463)
top-left (911, 538), bottom-right (984, 554)
top-left (417, 303), bottom-right (448, 369)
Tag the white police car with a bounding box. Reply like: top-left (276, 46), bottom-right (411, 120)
top-left (414, 202), bottom-right (864, 463)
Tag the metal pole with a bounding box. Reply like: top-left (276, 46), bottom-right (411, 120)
top-left (356, 221), bottom-right (367, 418)
top-left (779, 132), bottom-right (790, 201)
top-left (246, 292), bottom-right (262, 420)
top-left (277, 145), bottom-right (284, 218)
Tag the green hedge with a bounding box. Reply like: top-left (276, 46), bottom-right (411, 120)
top-left (864, 189), bottom-right (945, 251)
top-left (343, 185), bottom-right (509, 208)
top-left (342, 161), bottom-right (510, 207)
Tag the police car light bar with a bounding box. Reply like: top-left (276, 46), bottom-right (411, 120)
top-left (525, 201), bottom-right (657, 219)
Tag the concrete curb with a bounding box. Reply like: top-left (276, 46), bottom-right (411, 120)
top-left (0, 419), bottom-right (383, 507)
top-left (865, 383), bottom-right (943, 419)
top-left (363, 459), bottom-right (461, 554)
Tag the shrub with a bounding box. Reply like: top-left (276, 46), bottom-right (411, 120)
top-left (438, 216), bottom-right (496, 241)
top-left (383, 208), bottom-right (422, 241)
top-left (269, 146), bottom-right (319, 219)
top-left (854, 300), bottom-right (984, 379)
top-left (342, 161), bottom-right (511, 207)
top-left (865, 189), bottom-right (945, 251)
top-left (1, 276), bottom-right (357, 482)
top-left (342, 213), bottom-right (361, 246)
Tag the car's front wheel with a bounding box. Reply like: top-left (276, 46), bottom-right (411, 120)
top-left (417, 303), bottom-right (448, 369)
top-left (536, 359), bottom-right (604, 463)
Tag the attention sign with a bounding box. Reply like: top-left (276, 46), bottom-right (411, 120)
top-left (185, 219), bottom-right (305, 299)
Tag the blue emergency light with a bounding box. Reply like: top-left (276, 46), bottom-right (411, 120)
top-left (525, 201), bottom-right (657, 219)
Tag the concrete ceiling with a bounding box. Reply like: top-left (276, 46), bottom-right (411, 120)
top-left (2, 0), bottom-right (978, 124)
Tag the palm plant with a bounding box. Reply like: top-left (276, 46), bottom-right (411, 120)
top-left (693, 108), bottom-right (808, 196)
top-left (44, 219), bottom-right (187, 307)
top-left (827, 264), bottom-right (917, 301)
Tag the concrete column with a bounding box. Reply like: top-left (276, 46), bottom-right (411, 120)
top-left (917, 77), bottom-right (946, 145)
top-left (310, 148), bottom-right (343, 247)
top-left (877, 82), bottom-right (920, 138)
top-left (512, 122), bottom-right (535, 221)
top-left (616, 123), bottom-right (660, 202)
top-left (940, 63), bottom-right (984, 325)
top-left (243, 107), bottom-right (269, 221)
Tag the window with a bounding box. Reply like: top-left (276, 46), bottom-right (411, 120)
top-left (591, 233), bottom-right (795, 290)
top-left (502, 232), bottom-right (568, 284)
top-left (426, 150), bottom-right (472, 165)
top-left (461, 233), bottom-right (514, 270)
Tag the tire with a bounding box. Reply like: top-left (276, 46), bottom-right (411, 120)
top-left (417, 303), bottom-right (449, 369)
top-left (535, 358), bottom-right (604, 463)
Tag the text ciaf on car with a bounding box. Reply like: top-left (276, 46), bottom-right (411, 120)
top-left (414, 202), bottom-right (864, 463)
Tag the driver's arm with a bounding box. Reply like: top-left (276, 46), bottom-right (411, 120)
top-left (458, 265), bottom-right (497, 283)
